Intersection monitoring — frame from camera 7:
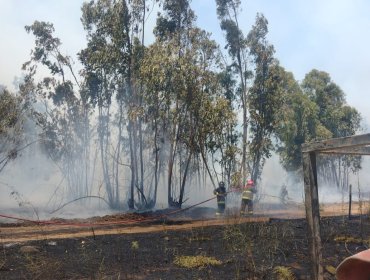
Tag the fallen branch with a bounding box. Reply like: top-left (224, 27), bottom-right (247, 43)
top-left (49, 195), bottom-right (110, 214)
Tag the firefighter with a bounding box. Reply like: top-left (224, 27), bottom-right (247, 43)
top-left (240, 179), bottom-right (256, 215)
top-left (213, 181), bottom-right (227, 216)
top-left (280, 184), bottom-right (289, 205)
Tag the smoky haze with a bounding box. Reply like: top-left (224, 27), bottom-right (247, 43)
top-left (1, 0), bottom-right (370, 223)
top-left (2, 146), bottom-right (370, 223)
top-left (0, 143), bottom-right (113, 221)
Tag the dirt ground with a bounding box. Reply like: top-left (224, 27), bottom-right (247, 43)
top-left (0, 202), bottom-right (369, 279)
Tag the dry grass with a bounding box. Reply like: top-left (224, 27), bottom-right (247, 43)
top-left (0, 258), bottom-right (5, 271)
top-left (334, 235), bottom-right (365, 244)
top-left (273, 266), bottom-right (296, 280)
top-left (23, 254), bottom-right (61, 280)
top-left (131, 241), bottom-right (139, 250)
top-left (173, 255), bottom-right (222, 268)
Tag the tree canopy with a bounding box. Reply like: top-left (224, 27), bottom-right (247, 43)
top-left (0, 0), bottom-right (362, 209)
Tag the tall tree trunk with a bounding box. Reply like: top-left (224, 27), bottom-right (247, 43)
top-left (168, 138), bottom-right (175, 206)
top-left (236, 51), bottom-right (248, 185)
top-left (114, 98), bottom-right (124, 208)
top-left (179, 152), bottom-right (192, 207)
top-left (200, 148), bottom-right (216, 189)
top-left (128, 120), bottom-right (135, 209)
top-left (83, 107), bottom-right (90, 197)
top-left (139, 118), bottom-right (144, 203)
top-left (153, 117), bottom-right (159, 207)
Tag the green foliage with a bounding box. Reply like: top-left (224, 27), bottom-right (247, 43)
top-left (154, 0), bottom-right (195, 40)
top-left (142, 19), bottom-right (238, 205)
top-left (216, 0), bottom-right (244, 59)
top-left (216, 0), bottom-right (241, 18)
top-left (216, 0), bottom-right (250, 185)
top-left (0, 89), bottom-right (24, 172)
top-left (0, 90), bottom-right (22, 135)
top-left (79, 0), bottom-right (138, 209)
top-left (19, 0), bottom-right (364, 209)
top-left (247, 14), bottom-right (282, 181)
top-left (24, 21), bottom-right (62, 75)
top-left (302, 69), bottom-right (360, 138)
top-left (23, 20), bottom-right (92, 200)
top-left (274, 68), bottom-right (320, 171)
top-left (275, 68), bottom-right (362, 179)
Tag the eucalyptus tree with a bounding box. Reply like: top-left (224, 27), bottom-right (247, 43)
top-left (141, 37), bottom-right (191, 208)
top-left (80, 0), bottom-right (155, 209)
top-left (142, 31), bottom-right (237, 207)
top-left (0, 88), bottom-right (24, 173)
top-left (151, 0), bottom-right (196, 207)
top-left (215, 67), bottom-right (239, 186)
top-left (140, 0), bottom-right (237, 207)
top-left (246, 14), bottom-right (284, 182)
top-left (183, 29), bottom-right (238, 192)
top-left (301, 70), bottom-right (354, 137)
top-left (23, 21), bottom-right (92, 200)
top-left (215, 0), bottom-right (251, 185)
top-left (274, 68), bottom-right (324, 172)
top-left (274, 68), bottom-right (361, 190)
top-left (197, 90), bottom-right (238, 188)
top-left (302, 70), bottom-right (362, 189)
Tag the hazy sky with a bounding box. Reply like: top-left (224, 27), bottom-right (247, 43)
top-left (1, 0), bottom-right (370, 128)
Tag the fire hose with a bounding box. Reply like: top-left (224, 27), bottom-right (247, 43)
top-left (0, 190), bottom-right (300, 228)
top-left (0, 194), bottom-right (221, 228)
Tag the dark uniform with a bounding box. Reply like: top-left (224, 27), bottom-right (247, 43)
top-left (214, 182), bottom-right (227, 215)
top-left (240, 179), bottom-right (256, 215)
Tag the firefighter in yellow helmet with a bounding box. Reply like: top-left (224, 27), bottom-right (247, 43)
top-left (240, 179), bottom-right (256, 215)
top-left (213, 181), bottom-right (227, 216)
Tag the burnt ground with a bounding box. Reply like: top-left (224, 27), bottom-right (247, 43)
top-left (0, 206), bottom-right (369, 279)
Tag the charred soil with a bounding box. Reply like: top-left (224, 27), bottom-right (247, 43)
top-left (0, 207), bottom-right (369, 279)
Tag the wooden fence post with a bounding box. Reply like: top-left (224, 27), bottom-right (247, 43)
top-left (303, 152), bottom-right (323, 280)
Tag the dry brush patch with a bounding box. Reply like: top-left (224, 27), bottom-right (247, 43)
top-left (273, 266), bottom-right (296, 280)
top-left (174, 255), bottom-right (222, 268)
top-left (22, 252), bottom-right (62, 280)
